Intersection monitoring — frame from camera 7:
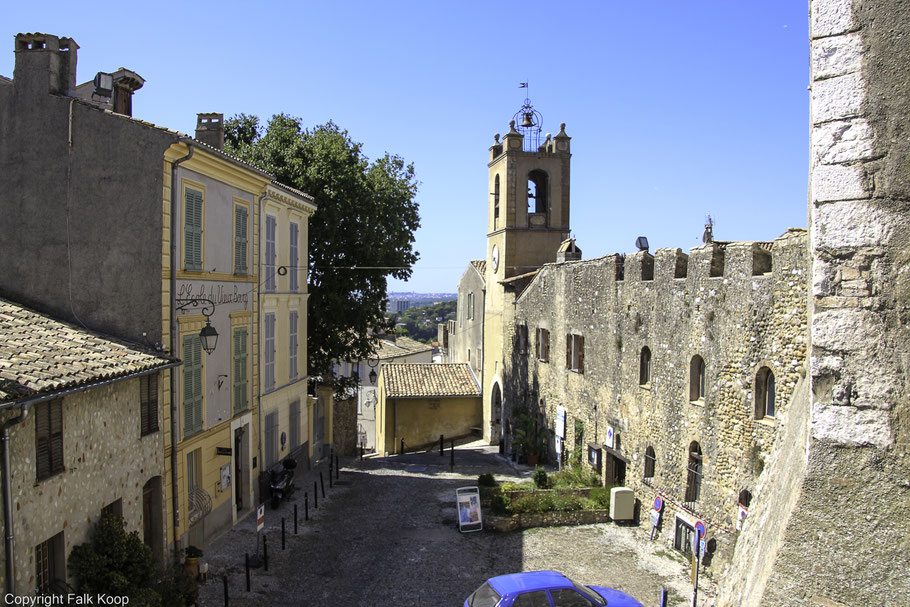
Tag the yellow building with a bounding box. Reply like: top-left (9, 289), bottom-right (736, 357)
top-left (376, 363), bottom-right (481, 456)
top-left (259, 184), bottom-right (318, 473)
top-left (163, 117), bottom-right (316, 550)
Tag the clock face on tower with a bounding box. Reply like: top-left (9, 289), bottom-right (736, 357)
top-left (491, 244), bottom-right (500, 272)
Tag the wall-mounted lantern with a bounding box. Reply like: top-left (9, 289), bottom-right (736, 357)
top-left (176, 297), bottom-right (219, 355)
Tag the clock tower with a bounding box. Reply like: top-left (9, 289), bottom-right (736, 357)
top-left (482, 99), bottom-right (572, 444)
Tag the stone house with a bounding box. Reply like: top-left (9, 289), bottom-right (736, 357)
top-left (440, 260), bottom-right (486, 377)
top-left (0, 33), bottom-right (318, 557)
top-left (0, 298), bottom-right (177, 594)
top-left (375, 363), bottom-right (481, 456)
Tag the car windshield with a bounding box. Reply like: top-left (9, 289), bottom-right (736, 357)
top-left (571, 580), bottom-right (607, 606)
top-left (466, 581), bottom-right (502, 607)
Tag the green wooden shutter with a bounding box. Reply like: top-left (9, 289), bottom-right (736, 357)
top-left (35, 401), bottom-right (50, 481)
top-left (235, 205), bottom-right (248, 274)
top-left (184, 188), bottom-right (203, 270)
top-left (233, 327), bottom-right (248, 414)
top-left (183, 334), bottom-right (203, 437)
top-left (49, 400), bottom-right (63, 474)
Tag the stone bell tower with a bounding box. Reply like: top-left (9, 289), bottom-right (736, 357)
top-left (482, 98), bottom-right (572, 444)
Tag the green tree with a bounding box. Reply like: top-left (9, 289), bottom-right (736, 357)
top-left (225, 114), bottom-right (420, 388)
top-left (68, 513), bottom-right (196, 606)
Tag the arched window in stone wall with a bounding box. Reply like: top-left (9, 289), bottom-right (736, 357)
top-left (527, 169), bottom-right (549, 214)
top-left (689, 355), bottom-right (706, 401)
top-left (644, 445), bottom-right (656, 480)
top-left (754, 366), bottom-right (776, 419)
top-left (685, 441), bottom-right (703, 503)
top-left (639, 346), bottom-right (651, 386)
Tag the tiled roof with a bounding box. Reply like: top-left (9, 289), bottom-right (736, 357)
top-left (382, 363), bottom-right (480, 398)
top-left (375, 336), bottom-right (433, 360)
top-left (0, 299), bottom-right (174, 404)
top-left (470, 259), bottom-right (486, 275)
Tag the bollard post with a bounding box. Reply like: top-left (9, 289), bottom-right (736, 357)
top-left (263, 535), bottom-right (269, 571)
top-left (450, 439), bottom-right (455, 471)
top-left (335, 454), bottom-right (339, 479)
top-left (305, 491), bottom-right (310, 519)
top-left (223, 574), bottom-right (229, 607)
top-left (281, 517), bottom-right (286, 550)
top-left (440, 435), bottom-right (444, 456)
top-left (360, 443), bottom-right (363, 461)
top-left (329, 463), bottom-right (333, 489)
top-left (400, 437), bottom-right (405, 455)
top-left (245, 553), bottom-right (250, 592)
top-left (320, 471), bottom-right (326, 498)
top-left (294, 504), bottom-right (299, 534)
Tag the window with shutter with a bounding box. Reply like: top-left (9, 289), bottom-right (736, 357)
top-left (566, 334), bottom-right (584, 372)
top-left (289, 400), bottom-right (301, 451)
top-left (140, 373), bottom-right (159, 436)
top-left (233, 327), bottom-right (248, 415)
top-left (289, 311), bottom-right (298, 380)
top-left (265, 411), bottom-right (279, 469)
top-left (184, 187), bottom-right (203, 271)
top-left (265, 215), bottom-right (277, 292)
top-left (183, 334), bottom-right (203, 438)
top-left (289, 222), bottom-right (299, 292)
top-left (36, 399), bottom-right (64, 482)
top-left (265, 313), bottom-right (276, 391)
top-left (234, 204), bottom-right (248, 275)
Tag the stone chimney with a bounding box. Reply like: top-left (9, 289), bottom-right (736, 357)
top-left (557, 238), bottom-right (582, 263)
top-left (13, 33), bottom-right (78, 97)
top-left (195, 113), bottom-right (224, 150)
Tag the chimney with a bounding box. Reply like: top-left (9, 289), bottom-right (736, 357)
top-left (557, 238), bottom-right (582, 263)
top-left (111, 69), bottom-right (144, 116)
top-left (13, 33), bottom-right (79, 97)
top-left (195, 113), bottom-right (224, 150)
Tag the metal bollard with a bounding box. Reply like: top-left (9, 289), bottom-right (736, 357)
top-left (320, 471), bottom-right (325, 498)
top-left (335, 455), bottom-right (339, 479)
top-left (400, 437), bottom-right (405, 455)
top-left (360, 443), bottom-right (363, 461)
top-left (245, 553), bottom-right (250, 592)
top-left (450, 439), bottom-right (455, 472)
top-left (294, 504), bottom-right (299, 534)
top-left (314, 481), bottom-right (318, 509)
top-left (281, 517), bottom-right (286, 550)
top-left (329, 463), bottom-right (333, 489)
top-left (440, 435), bottom-right (444, 456)
top-left (223, 574), bottom-right (229, 607)
top-left (305, 491), bottom-right (310, 519)
top-left (263, 535), bottom-right (269, 571)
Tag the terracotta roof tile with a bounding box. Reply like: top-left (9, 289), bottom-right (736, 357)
top-left (0, 298), bottom-right (174, 403)
top-left (382, 363), bottom-right (480, 398)
top-left (374, 336), bottom-right (433, 360)
top-left (470, 259), bottom-right (486, 275)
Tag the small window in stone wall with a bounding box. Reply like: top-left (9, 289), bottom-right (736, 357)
top-left (517, 324), bottom-right (529, 355)
top-left (689, 355), bottom-right (705, 401)
top-left (639, 347), bottom-right (651, 385)
top-left (644, 445), bottom-right (656, 480)
top-left (35, 530), bottom-right (65, 594)
top-left (566, 334), bottom-right (584, 373)
top-left (754, 366), bottom-right (776, 419)
top-left (685, 441), bottom-right (703, 503)
top-left (536, 328), bottom-right (550, 362)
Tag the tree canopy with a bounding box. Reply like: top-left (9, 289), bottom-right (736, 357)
top-left (224, 114), bottom-right (420, 384)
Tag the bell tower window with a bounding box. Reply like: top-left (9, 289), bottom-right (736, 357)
top-left (527, 170), bottom-right (548, 215)
top-left (494, 174), bottom-right (500, 225)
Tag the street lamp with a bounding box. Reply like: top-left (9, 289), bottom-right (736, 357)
top-left (176, 297), bottom-right (219, 355)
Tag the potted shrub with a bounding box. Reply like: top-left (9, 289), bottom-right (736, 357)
top-left (184, 545), bottom-right (203, 579)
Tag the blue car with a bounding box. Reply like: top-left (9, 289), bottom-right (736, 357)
top-left (464, 571), bottom-right (644, 607)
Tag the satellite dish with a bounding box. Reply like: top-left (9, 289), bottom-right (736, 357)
top-left (635, 236), bottom-right (649, 252)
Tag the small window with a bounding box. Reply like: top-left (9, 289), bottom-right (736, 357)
top-left (685, 441), bottom-right (703, 503)
top-left (264, 313), bottom-right (276, 391)
top-left (265, 214), bottom-right (277, 292)
top-left (102, 498), bottom-right (123, 520)
top-left (527, 169), bottom-right (549, 214)
top-left (639, 346), bottom-right (651, 385)
top-left (140, 373), bottom-right (159, 436)
top-left (289, 400), bottom-right (301, 451)
top-left (674, 517), bottom-right (695, 556)
top-left (234, 204), bottom-right (249, 275)
top-left (689, 355), bottom-right (706, 401)
top-left (36, 399), bottom-right (64, 482)
top-left (289, 221), bottom-right (300, 292)
top-left (264, 411), bottom-right (279, 469)
top-left (233, 327), bottom-right (249, 414)
top-left (289, 311), bottom-right (299, 381)
top-left (35, 531), bottom-right (65, 594)
top-left (184, 187), bottom-right (203, 271)
top-left (182, 334), bottom-right (203, 438)
top-left (536, 328), bottom-right (550, 362)
top-left (644, 445), bottom-right (656, 479)
top-left (517, 324), bottom-right (529, 355)
top-left (566, 333), bottom-right (584, 373)
top-left (755, 366), bottom-right (776, 419)
top-left (468, 292), bottom-right (475, 320)
top-left (493, 175), bottom-right (500, 222)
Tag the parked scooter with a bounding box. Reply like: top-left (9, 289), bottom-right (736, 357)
top-left (269, 457), bottom-right (297, 509)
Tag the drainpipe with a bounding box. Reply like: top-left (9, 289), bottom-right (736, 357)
top-left (170, 139), bottom-right (194, 561)
top-left (256, 190), bottom-right (268, 494)
top-left (2, 404), bottom-right (30, 595)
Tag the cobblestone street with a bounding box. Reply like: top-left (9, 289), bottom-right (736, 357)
top-left (198, 443), bottom-right (703, 607)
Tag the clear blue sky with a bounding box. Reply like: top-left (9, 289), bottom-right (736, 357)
top-left (2, 1), bottom-right (809, 294)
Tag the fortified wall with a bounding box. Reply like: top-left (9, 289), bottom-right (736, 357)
top-left (502, 228), bottom-right (808, 570)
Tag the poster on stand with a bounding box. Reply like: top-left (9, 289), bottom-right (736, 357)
top-left (456, 486), bottom-right (483, 532)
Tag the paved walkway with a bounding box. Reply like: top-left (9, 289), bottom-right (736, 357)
top-left (197, 441), bottom-right (704, 606)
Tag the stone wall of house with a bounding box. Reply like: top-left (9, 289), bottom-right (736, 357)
top-left (502, 229), bottom-right (809, 571)
top-left (0, 377), bottom-right (164, 593)
top-left (713, 1), bottom-right (910, 605)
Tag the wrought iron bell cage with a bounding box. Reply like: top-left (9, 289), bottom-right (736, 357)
top-left (513, 98), bottom-right (543, 152)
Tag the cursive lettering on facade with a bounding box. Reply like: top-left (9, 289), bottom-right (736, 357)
top-left (177, 282), bottom-right (250, 311)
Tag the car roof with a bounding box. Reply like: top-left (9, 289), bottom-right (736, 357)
top-left (487, 571), bottom-right (573, 595)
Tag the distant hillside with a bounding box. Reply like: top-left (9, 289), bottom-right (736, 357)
top-left (386, 292), bottom-right (456, 312)
top-left (391, 299), bottom-right (457, 343)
